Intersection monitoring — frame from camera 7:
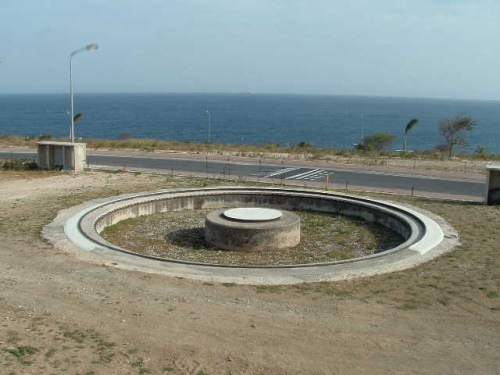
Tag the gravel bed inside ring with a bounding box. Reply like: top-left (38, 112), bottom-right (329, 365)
top-left (100, 209), bottom-right (404, 266)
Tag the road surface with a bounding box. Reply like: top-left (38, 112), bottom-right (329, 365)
top-left (0, 151), bottom-right (485, 199)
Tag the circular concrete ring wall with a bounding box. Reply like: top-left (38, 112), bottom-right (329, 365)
top-left (44, 187), bottom-right (459, 285)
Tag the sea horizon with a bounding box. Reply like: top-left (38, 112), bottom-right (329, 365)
top-left (1, 92), bottom-right (499, 154)
top-left (2, 91), bottom-right (500, 103)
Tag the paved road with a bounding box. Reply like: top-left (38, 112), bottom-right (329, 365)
top-left (1, 151), bottom-right (485, 198)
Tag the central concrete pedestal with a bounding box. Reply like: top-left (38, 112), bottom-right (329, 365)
top-left (205, 208), bottom-right (300, 252)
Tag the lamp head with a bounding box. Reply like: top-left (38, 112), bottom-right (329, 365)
top-left (86, 44), bottom-right (99, 51)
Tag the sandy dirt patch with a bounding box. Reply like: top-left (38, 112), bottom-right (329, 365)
top-left (0, 170), bottom-right (498, 374)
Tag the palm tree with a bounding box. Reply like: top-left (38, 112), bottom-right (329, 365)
top-left (403, 118), bottom-right (419, 151)
top-left (73, 113), bottom-right (83, 123)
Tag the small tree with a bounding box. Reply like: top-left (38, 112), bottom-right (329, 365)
top-left (438, 114), bottom-right (477, 157)
top-left (403, 118), bottom-right (419, 151)
top-left (355, 132), bottom-right (395, 151)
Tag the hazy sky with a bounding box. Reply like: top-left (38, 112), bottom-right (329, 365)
top-left (1, 0), bottom-right (499, 100)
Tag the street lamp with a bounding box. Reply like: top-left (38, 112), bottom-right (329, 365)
top-left (70, 43), bottom-right (98, 143)
top-left (206, 109), bottom-right (211, 143)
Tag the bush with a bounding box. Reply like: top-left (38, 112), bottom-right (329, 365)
top-left (117, 132), bottom-right (133, 140)
top-left (355, 133), bottom-right (395, 151)
top-left (2, 158), bottom-right (38, 171)
top-left (474, 145), bottom-right (490, 158)
top-left (296, 141), bottom-right (314, 148)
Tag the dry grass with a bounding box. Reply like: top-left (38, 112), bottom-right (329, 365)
top-left (101, 209), bottom-right (403, 265)
top-left (278, 196), bottom-right (500, 313)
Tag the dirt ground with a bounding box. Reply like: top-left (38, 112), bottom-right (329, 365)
top-left (0, 170), bottom-right (499, 375)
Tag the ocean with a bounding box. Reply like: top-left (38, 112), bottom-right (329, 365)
top-left (0, 93), bottom-right (499, 154)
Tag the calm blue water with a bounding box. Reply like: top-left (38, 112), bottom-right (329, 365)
top-left (1, 93), bottom-right (499, 154)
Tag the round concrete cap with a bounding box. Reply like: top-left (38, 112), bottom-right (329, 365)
top-left (223, 207), bottom-right (283, 222)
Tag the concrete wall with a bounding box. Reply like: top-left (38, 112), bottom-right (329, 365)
top-left (93, 190), bottom-right (418, 246)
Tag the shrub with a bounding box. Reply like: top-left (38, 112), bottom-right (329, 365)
top-left (38, 134), bottom-right (54, 140)
top-left (2, 158), bottom-right (38, 170)
top-left (474, 145), bottom-right (490, 158)
top-left (297, 141), bottom-right (314, 148)
top-left (355, 133), bottom-right (395, 151)
top-left (117, 132), bottom-right (133, 140)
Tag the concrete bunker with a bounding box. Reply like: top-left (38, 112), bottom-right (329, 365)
top-left (486, 165), bottom-right (500, 205)
top-left (37, 141), bottom-right (87, 172)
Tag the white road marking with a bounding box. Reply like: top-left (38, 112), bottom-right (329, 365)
top-left (266, 167), bottom-right (300, 177)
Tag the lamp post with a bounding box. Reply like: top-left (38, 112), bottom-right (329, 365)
top-left (70, 43), bottom-right (98, 143)
top-left (206, 109), bottom-right (211, 143)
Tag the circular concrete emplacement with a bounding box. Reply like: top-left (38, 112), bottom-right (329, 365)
top-left (44, 187), bottom-right (460, 285)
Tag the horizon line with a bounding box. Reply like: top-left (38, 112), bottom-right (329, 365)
top-left (0, 91), bottom-right (498, 103)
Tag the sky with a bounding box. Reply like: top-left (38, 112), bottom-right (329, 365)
top-left (1, 0), bottom-right (499, 100)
